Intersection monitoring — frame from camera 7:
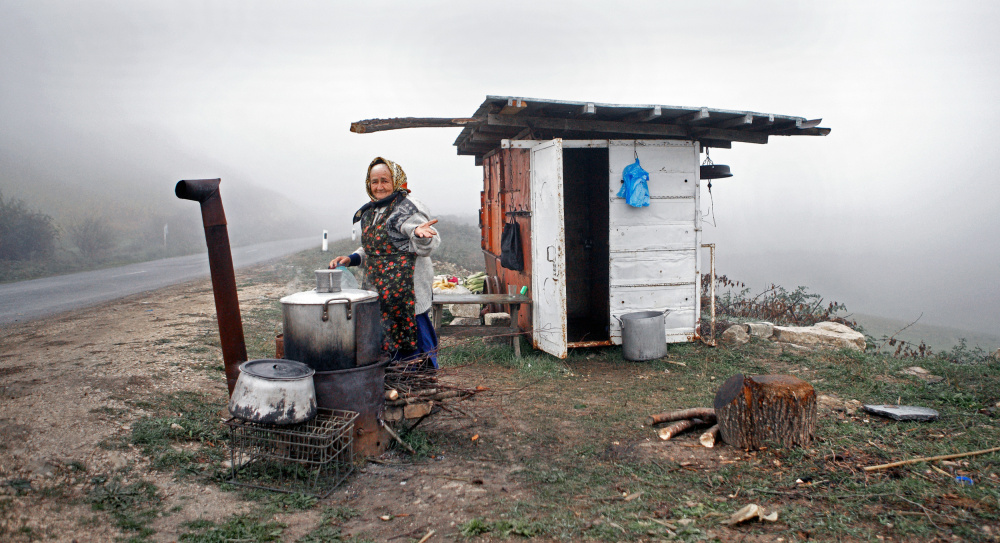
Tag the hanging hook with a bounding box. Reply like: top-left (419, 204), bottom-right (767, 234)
top-left (633, 140), bottom-right (639, 161)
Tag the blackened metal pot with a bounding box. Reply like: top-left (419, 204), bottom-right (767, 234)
top-left (228, 359), bottom-right (317, 424)
top-left (313, 360), bottom-right (390, 459)
top-left (280, 287), bottom-right (382, 372)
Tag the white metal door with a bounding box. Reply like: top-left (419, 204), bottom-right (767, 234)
top-left (608, 140), bottom-right (701, 344)
top-left (530, 139), bottom-right (568, 358)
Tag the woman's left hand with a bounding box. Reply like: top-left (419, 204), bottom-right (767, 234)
top-left (414, 219), bottom-right (439, 238)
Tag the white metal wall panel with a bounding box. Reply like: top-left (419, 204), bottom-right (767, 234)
top-left (608, 140), bottom-right (700, 344)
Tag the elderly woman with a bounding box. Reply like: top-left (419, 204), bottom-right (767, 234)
top-left (329, 157), bottom-right (441, 368)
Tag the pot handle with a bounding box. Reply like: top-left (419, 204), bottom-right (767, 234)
top-left (613, 314), bottom-right (623, 326)
top-left (322, 297), bottom-right (353, 321)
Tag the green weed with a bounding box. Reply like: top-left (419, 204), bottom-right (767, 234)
top-left (178, 515), bottom-right (284, 542)
top-left (88, 477), bottom-right (161, 541)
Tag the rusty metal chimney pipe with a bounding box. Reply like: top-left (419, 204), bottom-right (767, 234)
top-left (175, 178), bottom-right (248, 396)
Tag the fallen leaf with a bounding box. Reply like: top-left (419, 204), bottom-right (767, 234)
top-left (624, 491), bottom-right (642, 502)
top-left (471, 434), bottom-right (479, 441)
top-left (379, 515), bottom-right (392, 521)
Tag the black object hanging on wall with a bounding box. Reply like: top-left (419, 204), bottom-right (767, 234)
top-left (500, 219), bottom-right (524, 271)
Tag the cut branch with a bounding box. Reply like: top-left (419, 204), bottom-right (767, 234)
top-left (863, 445), bottom-right (1000, 472)
top-left (647, 408), bottom-right (716, 426)
top-left (700, 425), bottom-right (721, 448)
top-left (656, 418), bottom-right (710, 440)
top-left (351, 117), bottom-right (482, 134)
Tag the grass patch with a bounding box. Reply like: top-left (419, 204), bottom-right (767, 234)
top-left (127, 391), bottom-right (228, 476)
top-left (88, 476), bottom-right (162, 541)
top-left (179, 515), bottom-right (285, 542)
top-left (435, 337), bottom-right (1000, 541)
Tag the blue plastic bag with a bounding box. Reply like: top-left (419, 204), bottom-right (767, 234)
top-left (616, 158), bottom-right (650, 208)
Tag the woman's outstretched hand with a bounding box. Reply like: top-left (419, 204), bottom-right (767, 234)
top-left (414, 218), bottom-right (439, 238)
top-left (328, 255), bottom-right (351, 269)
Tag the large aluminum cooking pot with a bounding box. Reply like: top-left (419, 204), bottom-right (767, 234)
top-left (280, 273), bottom-right (382, 372)
top-left (615, 309), bottom-right (671, 361)
top-left (228, 359), bottom-right (317, 424)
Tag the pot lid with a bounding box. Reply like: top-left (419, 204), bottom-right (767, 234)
top-left (280, 288), bottom-right (378, 305)
top-left (239, 359), bottom-right (315, 380)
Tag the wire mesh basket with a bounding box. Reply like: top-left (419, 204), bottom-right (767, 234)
top-left (224, 408), bottom-right (357, 498)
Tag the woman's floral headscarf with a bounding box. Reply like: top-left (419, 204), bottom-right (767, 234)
top-left (365, 157), bottom-right (409, 201)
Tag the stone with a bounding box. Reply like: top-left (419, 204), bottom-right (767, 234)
top-left (108, 452), bottom-right (128, 471)
top-left (901, 366), bottom-right (944, 384)
top-left (27, 459), bottom-right (55, 478)
top-left (449, 303), bottom-right (481, 319)
top-left (720, 325), bottom-right (749, 345)
top-left (863, 404), bottom-right (939, 421)
top-left (771, 321), bottom-right (865, 351)
top-left (449, 317), bottom-right (480, 326)
top-left (383, 407), bottom-right (403, 422)
top-left (404, 402), bottom-right (433, 419)
top-left (484, 312), bottom-right (511, 327)
top-left (745, 322), bottom-right (774, 338)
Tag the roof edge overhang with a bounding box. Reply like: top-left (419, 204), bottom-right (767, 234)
top-left (350, 95), bottom-right (830, 165)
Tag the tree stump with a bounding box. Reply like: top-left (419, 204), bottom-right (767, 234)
top-left (713, 374), bottom-right (817, 450)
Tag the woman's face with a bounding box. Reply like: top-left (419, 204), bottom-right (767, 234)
top-left (369, 164), bottom-right (393, 200)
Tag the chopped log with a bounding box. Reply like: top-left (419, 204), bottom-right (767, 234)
top-left (386, 389), bottom-right (470, 406)
top-left (385, 389), bottom-right (399, 401)
top-left (647, 407), bottom-right (717, 426)
top-left (656, 418), bottom-right (708, 440)
top-left (699, 425), bottom-right (720, 448)
top-left (713, 374), bottom-right (817, 450)
top-left (350, 117), bottom-right (481, 134)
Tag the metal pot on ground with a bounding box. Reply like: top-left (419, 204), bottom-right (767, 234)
top-left (616, 309), bottom-right (671, 361)
top-left (280, 270), bottom-right (382, 372)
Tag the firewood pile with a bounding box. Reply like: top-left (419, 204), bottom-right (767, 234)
top-left (647, 374), bottom-right (817, 450)
top-left (383, 359), bottom-right (482, 423)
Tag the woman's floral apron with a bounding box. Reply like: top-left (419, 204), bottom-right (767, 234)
top-left (361, 200), bottom-right (417, 354)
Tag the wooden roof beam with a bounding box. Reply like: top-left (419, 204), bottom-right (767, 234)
top-left (690, 126), bottom-right (768, 144)
top-left (487, 113), bottom-right (687, 138)
top-left (676, 108), bottom-right (710, 124)
top-left (714, 114), bottom-right (753, 129)
top-left (351, 117), bottom-right (481, 134)
top-left (624, 106), bottom-right (662, 123)
top-left (500, 99), bottom-right (527, 115)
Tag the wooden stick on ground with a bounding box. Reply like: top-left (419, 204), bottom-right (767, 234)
top-left (416, 529), bottom-right (436, 543)
top-left (381, 421), bottom-right (416, 454)
top-left (647, 408), bottom-right (716, 426)
top-left (700, 424), bottom-right (721, 448)
top-left (863, 445), bottom-right (1000, 471)
top-left (657, 419), bottom-right (706, 441)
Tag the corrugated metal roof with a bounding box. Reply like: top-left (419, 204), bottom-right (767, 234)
top-left (453, 96), bottom-right (830, 163)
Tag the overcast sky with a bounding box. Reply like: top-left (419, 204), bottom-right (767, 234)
top-left (2, 1), bottom-right (998, 335)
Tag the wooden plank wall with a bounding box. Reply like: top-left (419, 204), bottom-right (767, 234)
top-left (481, 148), bottom-right (533, 332)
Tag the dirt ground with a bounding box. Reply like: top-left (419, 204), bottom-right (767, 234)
top-left (0, 273), bottom-right (550, 542)
top-left (3, 265), bottom-right (997, 542)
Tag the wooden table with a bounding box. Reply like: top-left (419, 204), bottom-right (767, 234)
top-left (431, 293), bottom-right (532, 357)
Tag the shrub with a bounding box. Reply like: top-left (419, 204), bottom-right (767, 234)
top-left (69, 215), bottom-right (116, 260)
top-left (0, 192), bottom-right (58, 261)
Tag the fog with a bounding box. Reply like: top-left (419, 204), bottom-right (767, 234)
top-left (2, 1), bottom-right (998, 335)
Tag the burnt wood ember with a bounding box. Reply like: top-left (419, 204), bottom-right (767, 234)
top-left (713, 374), bottom-right (817, 450)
